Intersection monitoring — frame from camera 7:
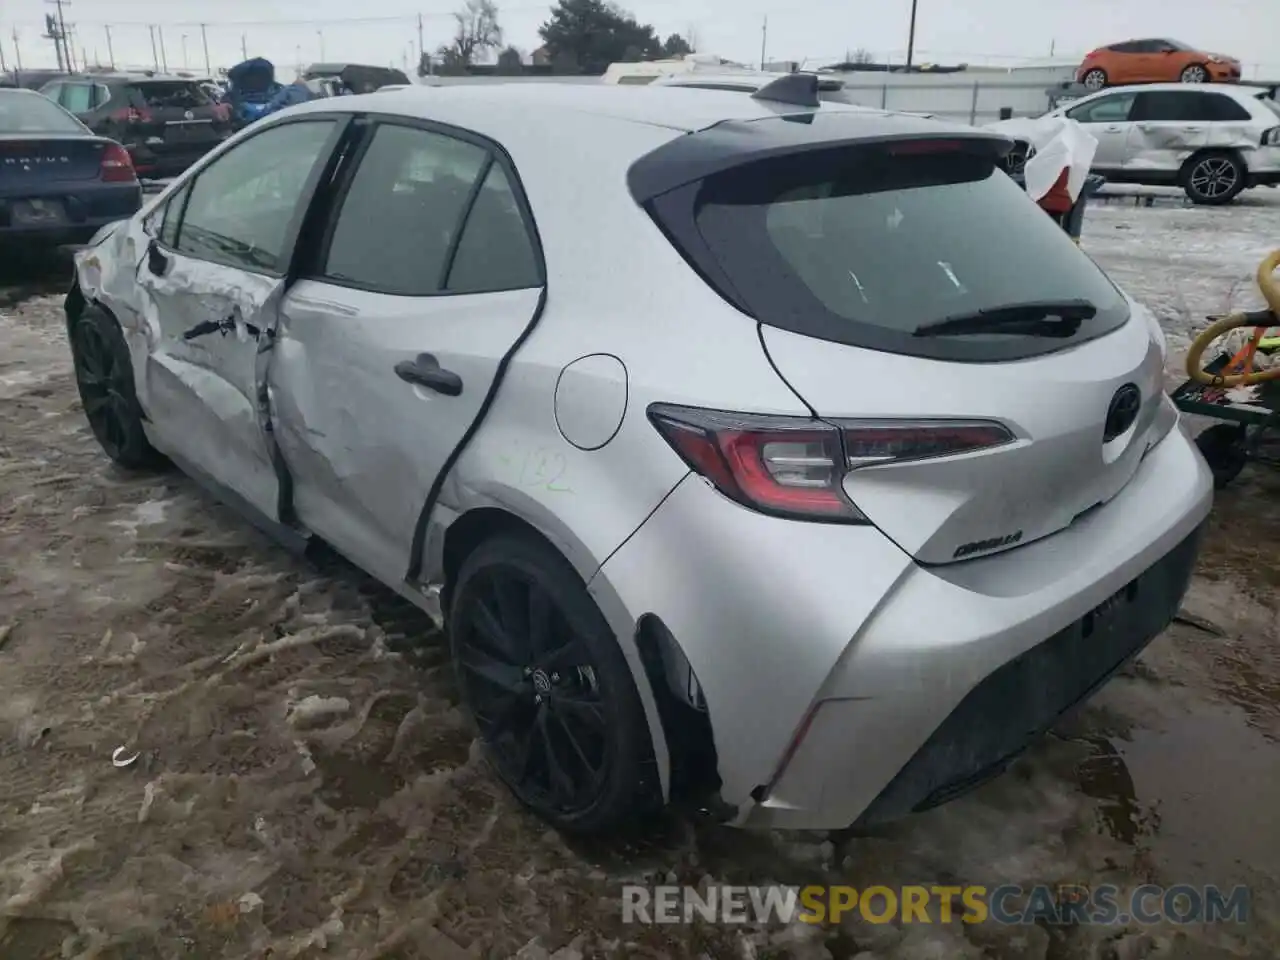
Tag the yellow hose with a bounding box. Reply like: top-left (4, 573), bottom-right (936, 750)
top-left (1185, 250), bottom-right (1280, 386)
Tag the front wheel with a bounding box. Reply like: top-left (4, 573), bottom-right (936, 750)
top-left (1183, 152), bottom-right (1246, 205)
top-left (68, 304), bottom-right (164, 470)
top-left (1180, 63), bottom-right (1209, 83)
top-left (1081, 68), bottom-right (1108, 90)
top-left (449, 532), bottom-right (658, 835)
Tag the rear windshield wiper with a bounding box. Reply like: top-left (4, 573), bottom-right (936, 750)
top-left (913, 299), bottom-right (1098, 338)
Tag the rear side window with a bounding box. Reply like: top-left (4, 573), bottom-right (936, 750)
top-left (445, 163), bottom-right (540, 293)
top-left (0, 90), bottom-right (84, 133)
top-left (60, 83), bottom-right (93, 113)
top-left (1132, 91), bottom-right (1250, 123)
top-left (321, 124), bottom-right (489, 295)
top-left (129, 81), bottom-right (211, 109)
top-left (650, 143), bottom-right (1130, 362)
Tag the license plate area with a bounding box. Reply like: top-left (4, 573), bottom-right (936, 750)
top-left (12, 198), bottom-right (67, 225)
top-left (1081, 578), bottom-right (1140, 639)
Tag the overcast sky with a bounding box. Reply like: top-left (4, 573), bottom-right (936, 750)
top-left (3, 0), bottom-right (1277, 80)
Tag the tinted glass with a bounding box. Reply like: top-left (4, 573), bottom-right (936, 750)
top-left (159, 182), bottom-right (191, 247)
top-left (1067, 93), bottom-right (1136, 124)
top-left (0, 90), bottom-right (85, 133)
top-left (671, 144), bottom-right (1129, 361)
top-left (445, 163), bottom-right (540, 293)
top-left (177, 120), bottom-right (335, 273)
top-left (1133, 91), bottom-right (1249, 123)
top-left (130, 81), bottom-right (212, 108)
top-left (323, 124), bottom-right (487, 295)
top-left (60, 83), bottom-right (93, 113)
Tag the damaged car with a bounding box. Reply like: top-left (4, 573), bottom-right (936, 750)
top-left (65, 83), bottom-right (1212, 835)
top-left (993, 82), bottom-right (1280, 204)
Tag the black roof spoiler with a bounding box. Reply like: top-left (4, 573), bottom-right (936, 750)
top-left (750, 72), bottom-right (821, 108)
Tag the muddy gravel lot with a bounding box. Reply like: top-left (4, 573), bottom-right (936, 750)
top-left (2, 194), bottom-right (1280, 960)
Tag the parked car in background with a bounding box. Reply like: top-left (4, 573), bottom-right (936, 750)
top-left (67, 83), bottom-right (1210, 835)
top-left (6, 69), bottom-right (70, 91)
top-left (1077, 39), bottom-right (1242, 91)
top-left (995, 83), bottom-right (1280, 204)
top-left (0, 87), bottom-right (140, 247)
top-left (39, 73), bottom-right (232, 178)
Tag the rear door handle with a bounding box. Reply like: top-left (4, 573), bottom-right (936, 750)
top-left (394, 352), bottom-right (463, 396)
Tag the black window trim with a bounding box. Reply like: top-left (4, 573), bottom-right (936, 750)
top-left (155, 112), bottom-right (355, 280)
top-left (301, 113), bottom-right (547, 298)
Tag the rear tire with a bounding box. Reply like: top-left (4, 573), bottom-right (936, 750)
top-left (1179, 63), bottom-right (1209, 83)
top-left (1182, 151), bottom-right (1246, 206)
top-left (68, 303), bottom-right (164, 470)
top-left (449, 532), bottom-right (659, 836)
top-left (1081, 68), bottom-right (1108, 90)
top-left (1195, 424), bottom-right (1247, 489)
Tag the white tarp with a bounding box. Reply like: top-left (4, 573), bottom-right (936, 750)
top-left (987, 115), bottom-right (1099, 204)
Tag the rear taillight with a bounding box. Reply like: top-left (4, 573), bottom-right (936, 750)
top-left (647, 404), bottom-right (1013, 522)
top-left (100, 143), bottom-right (137, 182)
top-left (109, 107), bottom-right (152, 124)
top-left (212, 103), bottom-right (231, 122)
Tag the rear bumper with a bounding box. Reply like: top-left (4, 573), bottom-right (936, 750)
top-left (596, 416), bottom-right (1212, 830)
top-left (1206, 63), bottom-right (1242, 82)
top-left (0, 183), bottom-right (141, 244)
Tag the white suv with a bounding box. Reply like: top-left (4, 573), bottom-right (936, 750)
top-left (1015, 83), bottom-right (1280, 204)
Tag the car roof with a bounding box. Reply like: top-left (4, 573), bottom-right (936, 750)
top-left (69, 72), bottom-right (200, 84)
top-left (1073, 82), bottom-right (1267, 99)
top-left (294, 81), bottom-right (892, 135)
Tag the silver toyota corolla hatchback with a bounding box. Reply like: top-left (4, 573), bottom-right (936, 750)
top-left (65, 81), bottom-right (1213, 835)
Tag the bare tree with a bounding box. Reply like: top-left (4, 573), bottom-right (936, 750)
top-left (443, 0), bottom-right (503, 67)
top-left (853, 47), bottom-right (874, 64)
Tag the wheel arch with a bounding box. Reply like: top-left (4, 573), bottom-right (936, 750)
top-left (439, 504), bottom-right (675, 800)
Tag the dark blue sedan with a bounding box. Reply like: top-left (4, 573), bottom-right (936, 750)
top-left (0, 87), bottom-right (142, 247)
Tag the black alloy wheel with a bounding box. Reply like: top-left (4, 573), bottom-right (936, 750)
top-left (69, 305), bottom-right (162, 469)
top-left (450, 534), bottom-right (655, 834)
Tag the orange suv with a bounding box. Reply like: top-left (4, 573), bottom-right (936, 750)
top-left (1077, 39), bottom-right (1242, 91)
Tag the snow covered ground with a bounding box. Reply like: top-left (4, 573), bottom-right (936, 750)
top-left (0, 194), bottom-right (1278, 959)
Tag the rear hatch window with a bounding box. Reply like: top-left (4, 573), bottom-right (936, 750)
top-left (646, 140), bottom-right (1131, 362)
top-left (0, 91), bottom-right (84, 134)
top-left (130, 81), bottom-right (212, 110)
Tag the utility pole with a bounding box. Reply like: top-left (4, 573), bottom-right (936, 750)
top-left (417, 13), bottom-right (424, 68)
top-left (0, 39), bottom-right (7, 74)
top-left (317, 30), bottom-right (325, 61)
top-left (47, 0), bottom-right (72, 72)
top-left (104, 25), bottom-right (115, 68)
top-left (181, 34), bottom-right (188, 68)
top-left (904, 0), bottom-right (919, 70)
top-left (200, 24), bottom-right (211, 72)
top-left (241, 34), bottom-right (248, 60)
top-left (759, 15), bottom-right (767, 71)
top-left (12, 28), bottom-right (24, 77)
top-left (148, 25), bottom-right (159, 70)
top-left (158, 25), bottom-right (169, 71)
top-left (43, 9), bottom-right (65, 71)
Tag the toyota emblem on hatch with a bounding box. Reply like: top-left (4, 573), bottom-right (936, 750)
top-left (1103, 383), bottom-right (1141, 442)
top-left (184, 110), bottom-right (194, 120)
